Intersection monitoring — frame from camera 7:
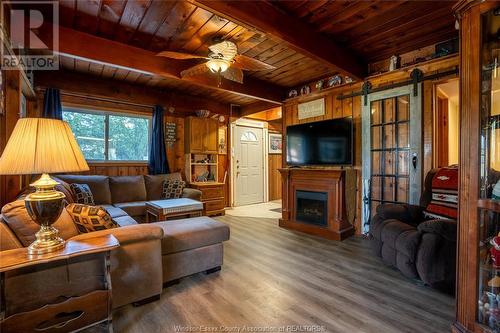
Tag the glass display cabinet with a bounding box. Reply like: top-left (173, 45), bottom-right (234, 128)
top-left (454, 1), bottom-right (500, 333)
top-left (477, 7), bottom-right (500, 332)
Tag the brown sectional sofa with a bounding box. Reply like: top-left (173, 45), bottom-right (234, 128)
top-left (0, 173), bottom-right (230, 311)
top-left (56, 173), bottom-right (202, 223)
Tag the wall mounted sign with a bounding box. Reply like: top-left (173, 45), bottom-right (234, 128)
top-left (298, 98), bottom-right (325, 120)
top-left (164, 122), bottom-right (177, 147)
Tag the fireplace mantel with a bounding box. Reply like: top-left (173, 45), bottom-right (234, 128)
top-left (278, 168), bottom-right (354, 241)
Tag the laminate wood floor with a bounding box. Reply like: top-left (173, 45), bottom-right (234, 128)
top-left (113, 210), bottom-right (454, 333)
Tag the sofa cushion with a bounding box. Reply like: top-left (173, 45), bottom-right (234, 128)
top-left (113, 215), bottom-right (138, 227)
top-left (1, 200), bottom-right (79, 246)
top-left (113, 201), bottom-right (147, 217)
top-left (109, 176), bottom-right (147, 203)
top-left (56, 175), bottom-right (112, 205)
top-left (395, 228), bottom-right (421, 259)
top-left (0, 217), bottom-right (22, 251)
top-left (144, 173), bottom-right (183, 200)
top-left (162, 179), bottom-right (186, 199)
top-left (100, 205), bottom-right (128, 218)
top-left (157, 217), bottom-right (230, 255)
top-left (70, 183), bottom-right (95, 205)
top-left (99, 204), bottom-right (137, 226)
top-left (66, 203), bottom-right (118, 233)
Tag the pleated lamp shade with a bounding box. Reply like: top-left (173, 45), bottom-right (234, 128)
top-left (0, 118), bottom-right (89, 175)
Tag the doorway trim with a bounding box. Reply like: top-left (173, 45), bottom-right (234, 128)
top-left (361, 83), bottom-right (422, 233)
top-left (432, 77), bottom-right (460, 169)
top-left (230, 118), bottom-right (269, 207)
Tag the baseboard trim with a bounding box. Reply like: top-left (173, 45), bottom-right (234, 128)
top-left (132, 294), bottom-right (161, 307)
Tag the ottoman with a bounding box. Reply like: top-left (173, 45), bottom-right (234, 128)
top-left (154, 216), bottom-right (230, 284)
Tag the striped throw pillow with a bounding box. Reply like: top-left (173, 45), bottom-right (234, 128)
top-left (424, 167), bottom-right (459, 220)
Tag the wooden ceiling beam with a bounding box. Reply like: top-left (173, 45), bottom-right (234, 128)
top-left (36, 25), bottom-right (285, 104)
top-left (35, 70), bottom-right (231, 115)
top-left (239, 101), bottom-right (282, 117)
top-left (193, 0), bottom-right (366, 80)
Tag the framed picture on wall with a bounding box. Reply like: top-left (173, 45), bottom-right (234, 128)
top-left (269, 133), bottom-right (282, 154)
top-left (218, 126), bottom-right (227, 154)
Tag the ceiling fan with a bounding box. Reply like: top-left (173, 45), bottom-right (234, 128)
top-left (156, 39), bottom-right (275, 84)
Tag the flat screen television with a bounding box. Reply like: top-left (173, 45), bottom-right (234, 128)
top-left (286, 118), bottom-right (353, 166)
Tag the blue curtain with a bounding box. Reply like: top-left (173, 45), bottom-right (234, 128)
top-left (148, 105), bottom-right (169, 175)
top-left (42, 88), bottom-right (63, 119)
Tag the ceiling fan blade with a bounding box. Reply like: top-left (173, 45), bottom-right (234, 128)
top-left (209, 40), bottom-right (238, 60)
top-left (156, 51), bottom-right (207, 60)
top-left (222, 67), bottom-right (244, 84)
top-left (233, 55), bottom-right (275, 71)
top-left (181, 63), bottom-right (210, 78)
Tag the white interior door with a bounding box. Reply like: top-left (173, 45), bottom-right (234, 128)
top-left (234, 125), bottom-right (264, 206)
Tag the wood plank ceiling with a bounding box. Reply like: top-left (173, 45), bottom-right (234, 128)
top-left (270, 0), bottom-right (458, 63)
top-left (52, 0), bottom-right (457, 106)
top-left (57, 0), bottom-right (335, 89)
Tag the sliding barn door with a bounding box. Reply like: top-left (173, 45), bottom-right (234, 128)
top-left (361, 84), bottom-right (422, 233)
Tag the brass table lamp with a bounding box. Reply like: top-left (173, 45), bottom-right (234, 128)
top-left (0, 118), bottom-right (89, 254)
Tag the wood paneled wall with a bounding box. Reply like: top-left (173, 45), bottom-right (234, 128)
top-left (283, 90), bottom-right (362, 233)
top-left (80, 163), bottom-right (149, 176)
top-left (0, 70), bottom-right (22, 207)
top-left (269, 154), bottom-right (282, 200)
top-left (282, 55), bottom-right (459, 235)
top-left (268, 119), bottom-right (283, 201)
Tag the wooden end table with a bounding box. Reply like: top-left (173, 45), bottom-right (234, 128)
top-left (0, 234), bottom-right (119, 333)
top-left (145, 198), bottom-right (204, 223)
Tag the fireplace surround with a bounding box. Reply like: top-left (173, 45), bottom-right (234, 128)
top-left (279, 168), bottom-right (354, 240)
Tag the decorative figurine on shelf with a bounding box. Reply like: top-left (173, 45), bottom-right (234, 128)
top-left (315, 80), bottom-right (324, 90)
top-left (491, 235), bottom-right (500, 267)
top-left (493, 179), bottom-right (500, 200)
top-left (195, 109), bottom-right (210, 118)
top-left (328, 75), bottom-right (342, 87)
top-left (489, 275), bottom-right (500, 289)
top-left (288, 89), bottom-right (298, 98)
top-left (300, 85), bottom-right (311, 95)
top-left (490, 308), bottom-right (500, 329)
top-left (195, 170), bottom-right (210, 182)
top-left (389, 55), bottom-right (400, 71)
top-left (488, 292), bottom-right (498, 309)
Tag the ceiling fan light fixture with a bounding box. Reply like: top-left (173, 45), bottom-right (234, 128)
top-left (206, 58), bottom-right (230, 73)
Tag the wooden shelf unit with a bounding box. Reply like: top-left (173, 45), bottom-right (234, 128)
top-left (183, 116), bottom-right (225, 214)
top-left (185, 153), bottom-right (219, 183)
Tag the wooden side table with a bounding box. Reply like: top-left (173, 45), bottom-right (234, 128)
top-left (0, 235), bottom-right (119, 333)
top-left (189, 182), bottom-right (226, 216)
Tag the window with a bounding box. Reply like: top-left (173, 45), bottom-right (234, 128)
top-left (240, 130), bottom-right (258, 142)
top-left (63, 108), bottom-right (150, 161)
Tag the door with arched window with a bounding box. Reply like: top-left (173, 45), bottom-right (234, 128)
top-left (234, 125), bottom-right (265, 206)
